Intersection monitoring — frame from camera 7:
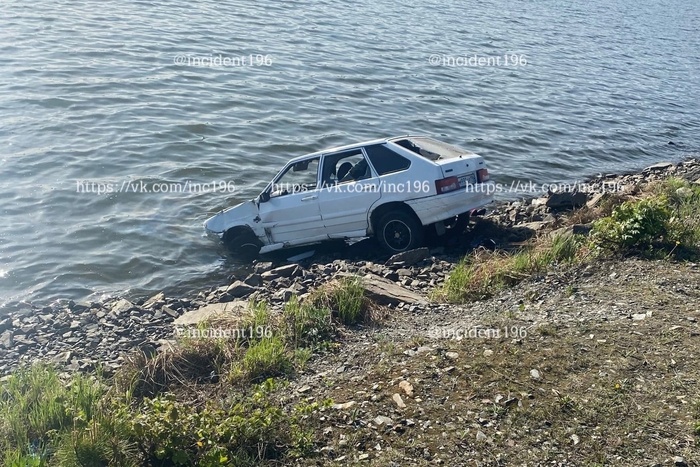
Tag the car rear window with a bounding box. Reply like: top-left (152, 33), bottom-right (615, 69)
top-left (364, 144), bottom-right (411, 175)
top-left (394, 137), bottom-right (466, 160)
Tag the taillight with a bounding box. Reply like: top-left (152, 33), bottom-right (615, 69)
top-left (435, 176), bottom-right (459, 194)
top-left (477, 168), bottom-right (489, 183)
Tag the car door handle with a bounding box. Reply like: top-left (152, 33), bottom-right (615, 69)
top-left (301, 195), bottom-right (318, 201)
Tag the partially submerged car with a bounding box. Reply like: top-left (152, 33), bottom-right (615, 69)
top-left (204, 135), bottom-right (494, 257)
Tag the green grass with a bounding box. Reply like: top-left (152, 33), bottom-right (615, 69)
top-left (591, 178), bottom-right (700, 257)
top-left (309, 276), bottom-right (369, 325)
top-left (434, 233), bottom-right (584, 303)
top-left (283, 295), bottom-right (333, 350)
top-left (240, 336), bottom-right (292, 382)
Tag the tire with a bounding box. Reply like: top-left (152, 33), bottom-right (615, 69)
top-left (223, 230), bottom-right (261, 260)
top-left (376, 210), bottom-right (424, 253)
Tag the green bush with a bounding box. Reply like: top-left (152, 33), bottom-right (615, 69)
top-left (591, 197), bottom-right (671, 251)
top-left (124, 380), bottom-right (317, 466)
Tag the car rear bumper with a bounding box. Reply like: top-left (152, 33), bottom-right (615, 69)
top-left (406, 183), bottom-right (494, 225)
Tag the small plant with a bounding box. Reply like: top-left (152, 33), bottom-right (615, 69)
top-left (310, 276), bottom-right (370, 325)
top-left (591, 197), bottom-right (671, 251)
top-left (283, 295), bottom-right (333, 350)
top-left (242, 336), bottom-right (292, 382)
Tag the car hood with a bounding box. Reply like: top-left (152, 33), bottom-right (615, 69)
top-left (204, 200), bottom-right (258, 234)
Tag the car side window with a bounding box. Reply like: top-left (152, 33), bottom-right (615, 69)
top-left (321, 150), bottom-right (372, 186)
top-left (364, 144), bottom-right (411, 175)
top-left (270, 158), bottom-right (320, 198)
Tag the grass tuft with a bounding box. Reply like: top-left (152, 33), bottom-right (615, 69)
top-left (434, 233), bottom-right (584, 303)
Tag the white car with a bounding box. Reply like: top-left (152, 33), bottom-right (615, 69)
top-left (204, 135), bottom-right (494, 257)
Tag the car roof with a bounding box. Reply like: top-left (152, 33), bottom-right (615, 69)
top-left (286, 135), bottom-right (425, 163)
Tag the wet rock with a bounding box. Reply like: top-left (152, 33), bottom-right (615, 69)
top-left (386, 247), bottom-right (430, 267)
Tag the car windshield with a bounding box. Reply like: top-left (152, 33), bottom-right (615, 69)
top-left (268, 158), bottom-right (320, 197)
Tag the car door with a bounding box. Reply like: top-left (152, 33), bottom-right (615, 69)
top-left (257, 157), bottom-right (326, 245)
top-left (317, 148), bottom-right (382, 238)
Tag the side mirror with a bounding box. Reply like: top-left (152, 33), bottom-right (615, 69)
top-left (259, 192), bottom-right (270, 203)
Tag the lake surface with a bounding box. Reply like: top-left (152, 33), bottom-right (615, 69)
top-left (1, 0), bottom-right (699, 313)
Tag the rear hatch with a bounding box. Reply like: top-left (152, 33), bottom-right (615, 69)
top-left (392, 137), bottom-right (488, 189)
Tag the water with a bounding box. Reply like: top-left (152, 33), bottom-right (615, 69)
top-left (1, 0), bottom-right (699, 312)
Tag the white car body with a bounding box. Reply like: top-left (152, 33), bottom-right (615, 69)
top-left (204, 135), bottom-right (494, 255)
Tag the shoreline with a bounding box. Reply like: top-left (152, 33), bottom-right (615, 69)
top-left (1, 158), bottom-right (699, 376)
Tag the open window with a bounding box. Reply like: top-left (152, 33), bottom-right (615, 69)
top-left (321, 150), bottom-right (373, 186)
top-left (267, 157), bottom-right (320, 198)
top-left (364, 144), bottom-right (411, 175)
top-left (393, 137), bottom-right (466, 161)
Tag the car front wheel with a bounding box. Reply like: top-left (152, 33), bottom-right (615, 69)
top-left (223, 230), bottom-right (261, 260)
top-left (376, 211), bottom-right (424, 253)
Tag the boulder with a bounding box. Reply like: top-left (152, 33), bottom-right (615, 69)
top-left (385, 247), bottom-right (430, 267)
top-left (111, 299), bottom-right (135, 315)
top-left (261, 264), bottom-right (299, 280)
top-left (361, 273), bottom-right (428, 306)
top-left (644, 162), bottom-right (673, 172)
top-left (546, 191), bottom-right (589, 209)
top-left (173, 301), bottom-right (248, 326)
top-left (226, 281), bottom-right (258, 298)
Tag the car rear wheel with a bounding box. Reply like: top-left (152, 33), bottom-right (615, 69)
top-left (223, 230), bottom-right (261, 260)
top-left (376, 211), bottom-right (424, 253)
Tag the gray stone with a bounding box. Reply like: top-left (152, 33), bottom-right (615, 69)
top-left (254, 261), bottom-right (274, 273)
top-left (360, 273), bottom-right (428, 306)
top-left (244, 273), bottom-right (263, 287)
top-left (226, 280), bottom-right (258, 298)
top-left (0, 330), bottom-right (13, 349)
top-left (111, 299), bottom-right (135, 315)
top-left (644, 162), bottom-right (673, 172)
top-left (143, 292), bottom-right (165, 308)
top-left (373, 415), bottom-right (394, 426)
top-left (386, 247), bottom-right (430, 267)
top-left (262, 264), bottom-right (299, 280)
top-left (173, 301), bottom-right (248, 326)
